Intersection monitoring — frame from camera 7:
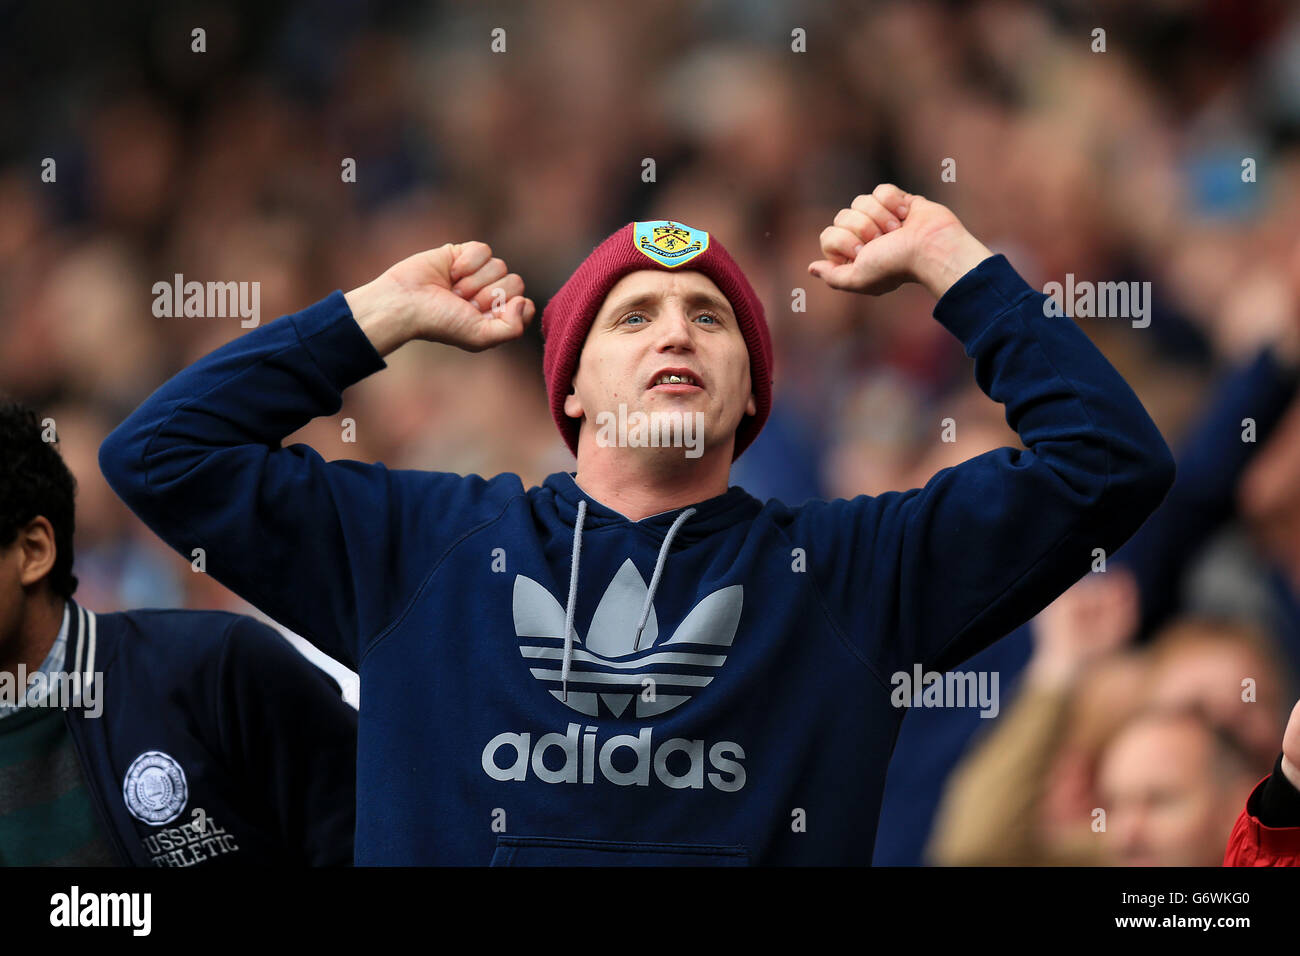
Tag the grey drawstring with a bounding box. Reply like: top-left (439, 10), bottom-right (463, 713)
top-left (633, 507), bottom-right (696, 651)
top-left (561, 499), bottom-right (587, 702)
top-left (559, 497), bottom-right (696, 698)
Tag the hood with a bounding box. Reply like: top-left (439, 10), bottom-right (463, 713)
top-left (541, 473), bottom-right (761, 699)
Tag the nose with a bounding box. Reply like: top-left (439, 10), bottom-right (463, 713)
top-left (655, 304), bottom-right (695, 351)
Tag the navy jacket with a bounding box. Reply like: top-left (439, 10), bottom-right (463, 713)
top-left (58, 599), bottom-right (357, 866)
top-left (99, 254), bottom-right (1175, 864)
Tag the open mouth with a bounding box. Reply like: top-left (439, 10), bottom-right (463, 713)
top-left (648, 369), bottom-right (704, 391)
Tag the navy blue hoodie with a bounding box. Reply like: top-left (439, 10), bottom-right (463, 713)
top-left (99, 254), bottom-right (1174, 864)
top-left (55, 599), bottom-right (357, 865)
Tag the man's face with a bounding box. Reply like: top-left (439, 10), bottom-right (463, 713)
top-left (1097, 719), bottom-right (1244, 866)
top-left (564, 270), bottom-right (757, 458)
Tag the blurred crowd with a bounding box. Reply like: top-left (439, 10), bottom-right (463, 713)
top-left (3, 0), bottom-right (1300, 864)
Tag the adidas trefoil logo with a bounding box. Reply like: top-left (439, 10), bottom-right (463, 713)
top-left (513, 559), bottom-right (742, 719)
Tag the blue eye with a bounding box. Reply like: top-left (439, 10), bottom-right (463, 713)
top-left (622, 310), bottom-right (719, 326)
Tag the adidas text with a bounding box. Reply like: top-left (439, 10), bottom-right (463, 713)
top-left (482, 723), bottom-right (746, 791)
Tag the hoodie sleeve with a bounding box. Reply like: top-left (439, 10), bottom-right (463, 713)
top-left (216, 615), bottom-right (358, 866)
top-left (794, 255), bottom-right (1175, 679)
top-left (99, 292), bottom-right (523, 668)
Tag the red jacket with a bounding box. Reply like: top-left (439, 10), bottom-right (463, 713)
top-left (1223, 757), bottom-right (1300, 866)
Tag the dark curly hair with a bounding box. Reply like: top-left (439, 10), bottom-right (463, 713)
top-left (0, 400), bottom-right (78, 599)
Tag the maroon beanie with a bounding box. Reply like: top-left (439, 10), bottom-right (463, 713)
top-left (541, 220), bottom-right (773, 460)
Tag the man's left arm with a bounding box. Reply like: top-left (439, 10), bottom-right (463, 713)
top-left (216, 615), bottom-right (358, 865)
top-left (798, 185), bottom-right (1175, 677)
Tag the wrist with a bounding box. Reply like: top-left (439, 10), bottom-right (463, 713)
top-left (1026, 652), bottom-right (1083, 690)
top-left (344, 279), bottom-right (418, 357)
top-left (915, 228), bottom-right (993, 300)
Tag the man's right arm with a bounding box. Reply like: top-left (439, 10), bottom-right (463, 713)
top-left (100, 243), bottom-right (536, 668)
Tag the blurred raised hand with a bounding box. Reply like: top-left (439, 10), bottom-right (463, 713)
top-left (1027, 567), bottom-right (1141, 689)
top-left (1282, 698), bottom-right (1300, 791)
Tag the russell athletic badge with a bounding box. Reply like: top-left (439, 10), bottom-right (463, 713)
top-left (633, 220), bottom-right (709, 267)
top-left (123, 750), bottom-right (189, 825)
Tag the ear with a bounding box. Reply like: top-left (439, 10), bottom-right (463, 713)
top-left (745, 390), bottom-right (757, 417)
top-left (563, 386), bottom-right (584, 420)
top-left (17, 517), bottom-right (56, 589)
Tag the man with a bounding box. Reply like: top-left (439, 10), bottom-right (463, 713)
top-left (1097, 706), bottom-right (1261, 866)
top-left (100, 184), bottom-right (1175, 864)
top-left (0, 401), bottom-right (357, 865)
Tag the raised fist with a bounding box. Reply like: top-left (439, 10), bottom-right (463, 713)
top-left (348, 241), bottom-right (536, 353)
top-left (1027, 568), bottom-right (1140, 688)
top-left (808, 184), bottom-right (990, 298)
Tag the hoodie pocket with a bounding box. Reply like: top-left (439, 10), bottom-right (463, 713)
top-left (490, 835), bottom-right (749, 866)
